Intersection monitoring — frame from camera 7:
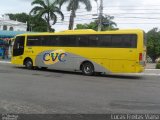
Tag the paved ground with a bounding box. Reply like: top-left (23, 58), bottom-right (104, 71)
top-left (0, 63), bottom-right (160, 114)
top-left (146, 63), bottom-right (156, 69)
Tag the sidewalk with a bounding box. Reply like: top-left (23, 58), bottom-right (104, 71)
top-left (0, 59), bottom-right (11, 64)
top-left (146, 63), bottom-right (156, 69)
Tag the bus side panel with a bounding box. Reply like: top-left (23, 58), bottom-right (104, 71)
top-left (107, 49), bottom-right (137, 73)
top-left (12, 56), bottom-right (24, 65)
top-left (35, 51), bottom-right (78, 71)
top-left (22, 46), bottom-right (142, 73)
top-left (34, 49), bottom-right (108, 73)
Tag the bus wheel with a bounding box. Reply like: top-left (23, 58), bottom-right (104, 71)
top-left (81, 62), bottom-right (94, 76)
top-left (25, 59), bottom-right (33, 69)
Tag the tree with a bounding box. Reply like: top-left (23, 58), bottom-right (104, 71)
top-left (147, 28), bottom-right (160, 62)
top-left (30, 0), bottom-right (64, 32)
top-left (7, 13), bottom-right (48, 32)
top-left (76, 15), bottom-right (118, 31)
top-left (28, 16), bottom-right (50, 32)
top-left (76, 22), bottom-right (97, 30)
top-left (57, 0), bottom-right (92, 30)
top-left (7, 13), bottom-right (29, 23)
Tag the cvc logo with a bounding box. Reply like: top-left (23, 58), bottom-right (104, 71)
top-left (43, 50), bottom-right (67, 65)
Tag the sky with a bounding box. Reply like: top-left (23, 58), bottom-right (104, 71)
top-left (0, 0), bottom-right (160, 32)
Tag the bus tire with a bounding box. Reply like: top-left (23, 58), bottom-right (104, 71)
top-left (81, 62), bottom-right (94, 76)
top-left (24, 59), bottom-right (33, 69)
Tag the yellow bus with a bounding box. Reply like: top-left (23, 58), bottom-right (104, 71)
top-left (11, 29), bottom-right (146, 75)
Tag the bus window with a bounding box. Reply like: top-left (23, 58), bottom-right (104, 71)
top-left (99, 35), bottom-right (112, 47)
top-left (77, 35), bottom-right (89, 47)
top-left (58, 35), bottom-right (78, 46)
top-left (27, 36), bottom-right (42, 46)
top-left (41, 36), bottom-right (59, 46)
top-left (88, 35), bottom-right (98, 47)
top-left (13, 36), bottom-right (25, 56)
top-left (130, 35), bottom-right (137, 48)
top-left (67, 36), bottom-right (78, 46)
top-left (111, 35), bottom-right (123, 47)
top-left (122, 35), bottom-right (132, 48)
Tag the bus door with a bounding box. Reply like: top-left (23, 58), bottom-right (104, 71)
top-left (13, 36), bottom-right (25, 57)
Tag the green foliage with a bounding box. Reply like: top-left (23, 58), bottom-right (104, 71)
top-left (7, 13), bottom-right (48, 32)
top-left (29, 16), bottom-right (49, 32)
top-left (147, 28), bottom-right (160, 62)
top-left (7, 13), bottom-right (29, 23)
top-left (156, 63), bottom-right (160, 69)
top-left (75, 15), bottom-right (118, 31)
top-left (30, 0), bottom-right (64, 32)
top-left (57, 0), bottom-right (92, 30)
top-left (76, 22), bottom-right (97, 30)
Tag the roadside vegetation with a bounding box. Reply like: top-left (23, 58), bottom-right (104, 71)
top-left (156, 62), bottom-right (160, 69)
top-left (30, 0), bottom-right (64, 32)
top-left (147, 28), bottom-right (160, 63)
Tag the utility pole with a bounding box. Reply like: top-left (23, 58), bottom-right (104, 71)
top-left (98, 0), bottom-right (103, 31)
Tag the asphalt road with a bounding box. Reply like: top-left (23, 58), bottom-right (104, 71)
top-left (0, 63), bottom-right (160, 114)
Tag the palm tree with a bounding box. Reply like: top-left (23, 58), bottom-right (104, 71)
top-left (30, 0), bottom-right (64, 32)
top-left (100, 15), bottom-right (117, 30)
top-left (57, 0), bottom-right (92, 30)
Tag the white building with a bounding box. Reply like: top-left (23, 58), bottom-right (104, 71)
top-left (0, 15), bottom-right (27, 31)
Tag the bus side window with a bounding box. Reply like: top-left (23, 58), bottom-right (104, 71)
top-left (67, 36), bottom-right (78, 46)
top-left (130, 35), bottom-right (137, 48)
top-left (88, 35), bottom-right (98, 47)
top-left (42, 36), bottom-right (58, 46)
top-left (78, 35), bottom-right (89, 47)
top-left (98, 35), bottom-right (112, 47)
top-left (111, 35), bottom-right (123, 48)
top-left (27, 36), bottom-right (42, 46)
top-left (122, 35), bottom-right (132, 48)
top-left (58, 35), bottom-right (77, 47)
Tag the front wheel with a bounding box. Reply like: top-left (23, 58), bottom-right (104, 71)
top-left (81, 62), bottom-right (94, 76)
top-left (25, 59), bottom-right (33, 69)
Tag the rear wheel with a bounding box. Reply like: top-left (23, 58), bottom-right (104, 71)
top-left (25, 59), bottom-right (33, 69)
top-left (81, 62), bottom-right (94, 76)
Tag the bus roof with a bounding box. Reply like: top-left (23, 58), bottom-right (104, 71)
top-left (16, 29), bottom-right (144, 36)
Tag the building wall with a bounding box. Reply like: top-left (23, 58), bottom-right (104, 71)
top-left (0, 15), bottom-right (27, 32)
top-left (0, 24), bottom-right (27, 31)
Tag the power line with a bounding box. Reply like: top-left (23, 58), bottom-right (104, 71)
top-left (59, 13), bottom-right (160, 19)
top-left (55, 23), bottom-right (160, 25)
top-left (109, 12), bottom-right (160, 15)
top-left (56, 15), bottom-right (160, 21)
top-left (114, 16), bottom-right (160, 20)
top-left (59, 9), bottom-right (160, 16)
top-left (117, 23), bottom-right (160, 24)
top-left (103, 5), bottom-right (160, 7)
top-left (60, 6), bottom-right (160, 14)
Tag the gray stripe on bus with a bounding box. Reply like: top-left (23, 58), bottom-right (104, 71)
top-left (35, 50), bottom-right (110, 73)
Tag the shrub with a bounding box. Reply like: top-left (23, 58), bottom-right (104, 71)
top-left (156, 63), bottom-right (160, 69)
top-left (155, 57), bottom-right (160, 63)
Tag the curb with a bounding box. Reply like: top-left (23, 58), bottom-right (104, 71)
top-left (0, 61), bottom-right (11, 64)
top-left (0, 61), bottom-right (159, 71)
top-left (145, 69), bottom-right (160, 70)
